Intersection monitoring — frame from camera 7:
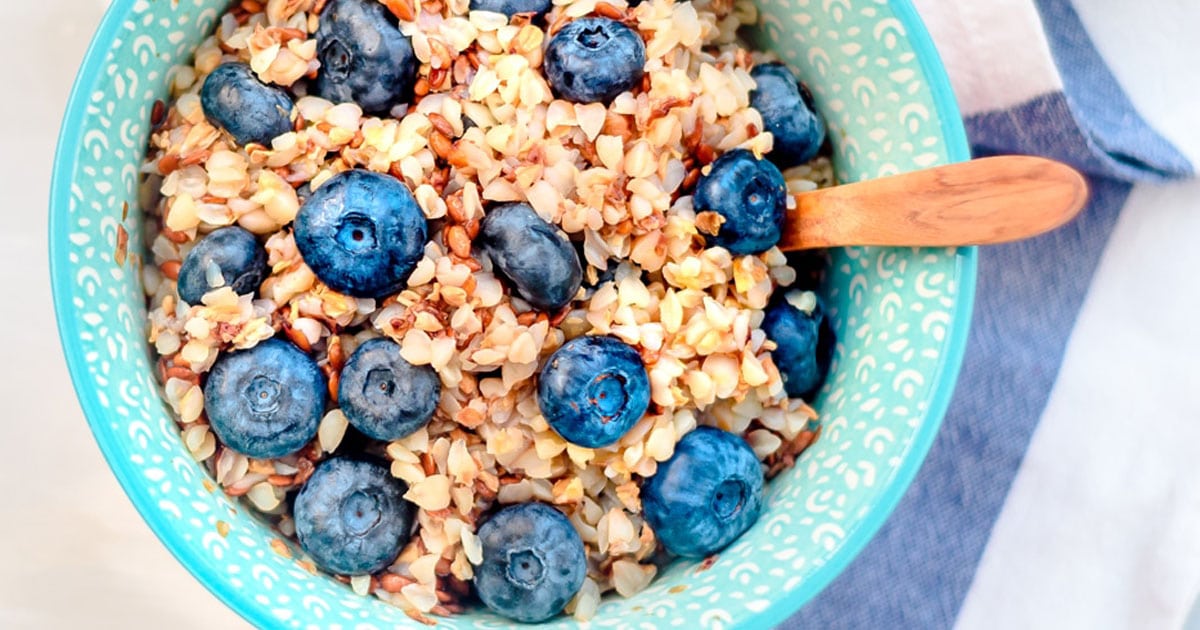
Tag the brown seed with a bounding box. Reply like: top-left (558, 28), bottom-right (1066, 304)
top-left (150, 100), bottom-right (166, 127)
top-left (327, 371), bottom-right (339, 401)
top-left (462, 217), bottom-right (480, 239)
top-left (516, 311), bottom-right (537, 326)
top-left (413, 77), bottom-right (431, 97)
top-left (349, 130), bottom-right (365, 149)
top-left (746, 123), bottom-right (759, 138)
top-left (445, 225), bottom-right (471, 258)
top-left (164, 366), bottom-right (200, 384)
top-left (695, 144), bottom-right (716, 166)
top-left (461, 274), bottom-right (476, 294)
top-left (650, 95), bottom-right (694, 121)
top-left (428, 112), bottom-right (454, 138)
top-left (549, 307), bottom-right (570, 327)
top-left (114, 225), bottom-right (129, 266)
top-left (682, 167), bottom-right (701, 191)
top-left (160, 260), bottom-right (181, 280)
top-left (225, 484), bottom-right (251, 497)
top-left (446, 194), bottom-right (466, 223)
top-left (267, 474), bottom-right (294, 487)
top-left (429, 67), bottom-right (449, 90)
top-left (447, 144), bottom-right (470, 169)
top-left (381, 0), bottom-right (416, 22)
top-left (180, 149), bottom-right (211, 167)
top-left (283, 326), bottom-right (311, 353)
top-left (272, 27), bottom-right (308, 43)
top-left (327, 335), bottom-right (345, 371)
top-left (241, 0), bottom-right (263, 12)
top-left (420, 452), bottom-right (436, 476)
top-left (429, 131), bottom-right (453, 160)
top-left (157, 153), bottom-right (180, 175)
top-left (163, 226), bottom-right (191, 244)
top-left (293, 112), bottom-right (306, 132)
top-left (380, 572), bottom-right (413, 593)
top-left (436, 589), bottom-right (453, 603)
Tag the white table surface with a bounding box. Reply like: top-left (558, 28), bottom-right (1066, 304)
top-left (4, 1), bottom-right (1195, 628)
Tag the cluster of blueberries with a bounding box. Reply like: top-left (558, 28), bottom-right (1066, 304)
top-left (176, 0), bottom-right (831, 622)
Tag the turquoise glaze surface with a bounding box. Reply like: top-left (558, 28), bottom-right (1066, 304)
top-left (49, 0), bottom-right (974, 627)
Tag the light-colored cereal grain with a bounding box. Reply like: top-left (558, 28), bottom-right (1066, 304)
top-left (350, 574), bottom-right (372, 597)
top-left (400, 582), bottom-right (439, 613)
top-left (568, 578), bottom-right (600, 621)
top-left (179, 385), bottom-right (205, 424)
top-left (409, 553), bottom-right (440, 586)
top-left (747, 429), bottom-right (783, 459)
top-left (404, 474), bottom-right (452, 511)
top-left (460, 527), bottom-right (483, 564)
top-left (611, 560), bottom-right (656, 597)
top-left (317, 409), bottom-right (349, 454)
top-left (247, 482), bottom-right (282, 512)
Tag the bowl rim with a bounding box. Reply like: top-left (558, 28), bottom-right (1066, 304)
top-left (48, 0), bottom-right (975, 627)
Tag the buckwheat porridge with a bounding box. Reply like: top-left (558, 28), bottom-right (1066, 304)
top-left (140, 0), bottom-right (835, 622)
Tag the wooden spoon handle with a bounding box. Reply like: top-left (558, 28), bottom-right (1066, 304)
top-left (778, 155), bottom-right (1089, 251)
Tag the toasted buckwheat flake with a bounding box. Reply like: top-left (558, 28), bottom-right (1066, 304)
top-left (143, 0), bottom-right (835, 620)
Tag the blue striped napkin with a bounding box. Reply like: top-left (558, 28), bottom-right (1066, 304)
top-left (782, 0), bottom-right (1193, 627)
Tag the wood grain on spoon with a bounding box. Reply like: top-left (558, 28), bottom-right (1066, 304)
top-left (778, 155), bottom-right (1088, 251)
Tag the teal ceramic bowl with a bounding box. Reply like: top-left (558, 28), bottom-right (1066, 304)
top-left (50, 0), bottom-right (974, 627)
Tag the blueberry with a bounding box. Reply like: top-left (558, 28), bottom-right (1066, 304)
top-left (478, 203), bottom-right (582, 312)
top-left (469, 0), bottom-right (552, 18)
top-left (315, 0), bottom-right (418, 114)
top-left (750, 62), bottom-right (826, 168)
top-left (693, 148), bottom-right (788, 255)
top-left (338, 338), bottom-right (440, 441)
top-left (761, 289), bottom-right (836, 400)
top-left (642, 427), bottom-right (764, 558)
top-left (203, 338), bottom-right (326, 459)
top-left (176, 226), bottom-right (268, 305)
top-left (474, 503), bottom-right (587, 623)
top-left (537, 335), bottom-right (650, 447)
top-left (294, 170), bottom-right (428, 298)
top-left (200, 62), bottom-right (294, 146)
top-left (294, 457), bottom-right (415, 575)
top-left (544, 18), bottom-right (646, 104)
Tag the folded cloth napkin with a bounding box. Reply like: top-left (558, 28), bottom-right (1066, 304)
top-left (781, 0), bottom-right (1194, 628)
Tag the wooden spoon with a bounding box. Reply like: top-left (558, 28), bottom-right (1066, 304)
top-left (778, 155), bottom-right (1088, 250)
